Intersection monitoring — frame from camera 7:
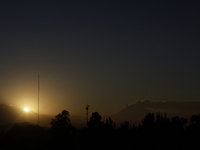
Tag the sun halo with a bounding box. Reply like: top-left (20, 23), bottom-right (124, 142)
top-left (24, 107), bottom-right (29, 112)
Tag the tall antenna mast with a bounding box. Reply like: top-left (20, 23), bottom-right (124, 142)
top-left (38, 75), bottom-right (40, 125)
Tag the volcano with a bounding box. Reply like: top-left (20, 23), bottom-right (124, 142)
top-left (110, 100), bottom-right (200, 126)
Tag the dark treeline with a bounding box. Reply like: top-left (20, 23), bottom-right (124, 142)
top-left (1, 110), bottom-right (200, 150)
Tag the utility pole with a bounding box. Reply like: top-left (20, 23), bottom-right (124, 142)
top-left (86, 105), bottom-right (89, 125)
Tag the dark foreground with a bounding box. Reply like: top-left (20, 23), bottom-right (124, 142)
top-left (1, 111), bottom-right (200, 150)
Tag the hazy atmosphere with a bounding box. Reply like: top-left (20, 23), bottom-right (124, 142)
top-left (0, 0), bottom-right (200, 118)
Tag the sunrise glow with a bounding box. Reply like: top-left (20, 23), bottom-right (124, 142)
top-left (24, 107), bottom-right (29, 112)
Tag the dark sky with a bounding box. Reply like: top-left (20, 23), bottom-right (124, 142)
top-left (0, 0), bottom-right (200, 116)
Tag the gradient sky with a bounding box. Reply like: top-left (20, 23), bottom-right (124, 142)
top-left (0, 0), bottom-right (200, 116)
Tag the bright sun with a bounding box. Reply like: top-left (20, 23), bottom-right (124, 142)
top-left (24, 107), bottom-right (29, 112)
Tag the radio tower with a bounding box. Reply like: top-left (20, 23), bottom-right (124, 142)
top-left (38, 75), bottom-right (40, 125)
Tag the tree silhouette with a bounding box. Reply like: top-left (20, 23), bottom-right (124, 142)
top-left (120, 121), bottom-right (130, 130)
top-left (190, 114), bottom-right (200, 124)
top-left (50, 110), bottom-right (77, 138)
top-left (3, 110), bottom-right (200, 150)
top-left (171, 116), bottom-right (187, 129)
top-left (142, 112), bottom-right (155, 129)
top-left (87, 112), bottom-right (103, 129)
top-left (155, 112), bottom-right (170, 129)
top-left (50, 110), bottom-right (76, 149)
top-left (105, 117), bottom-right (116, 130)
top-left (51, 110), bottom-right (70, 131)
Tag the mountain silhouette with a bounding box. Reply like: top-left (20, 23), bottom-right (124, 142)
top-left (0, 104), bottom-right (86, 129)
top-left (0, 104), bottom-right (52, 127)
top-left (111, 100), bottom-right (200, 125)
